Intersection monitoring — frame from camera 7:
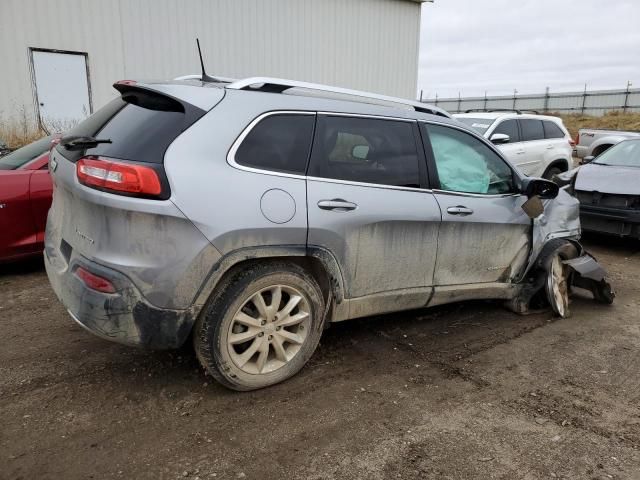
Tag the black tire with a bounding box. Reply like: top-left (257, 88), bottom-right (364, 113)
top-left (542, 166), bottom-right (563, 180)
top-left (537, 240), bottom-right (578, 318)
top-left (194, 261), bottom-right (325, 391)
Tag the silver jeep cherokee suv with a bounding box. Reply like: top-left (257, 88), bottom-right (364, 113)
top-left (45, 76), bottom-right (614, 390)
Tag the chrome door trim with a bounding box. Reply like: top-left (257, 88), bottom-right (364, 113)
top-left (433, 189), bottom-right (522, 199)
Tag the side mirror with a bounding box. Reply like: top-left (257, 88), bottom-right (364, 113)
top-left (521, 177), bottom-right (559, 199)
top-left (490, 133), bottom-right (510, 145)
top-left (582, 155), bottom-right (595, 164)
top-left (351, 145), bottom-right (370, 160)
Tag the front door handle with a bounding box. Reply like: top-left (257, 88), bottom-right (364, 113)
top-left (447, 206), bottom-right (474, 216)
top-left (317, 199), bottom-right (357, 211)
top-left (546, 145), bottom-right (555, 150)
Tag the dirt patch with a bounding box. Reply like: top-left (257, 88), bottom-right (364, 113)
top-left (1, 234), bottom-right (639, 479)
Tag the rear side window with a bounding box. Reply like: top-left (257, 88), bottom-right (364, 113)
top-left (57, 90), bottom-right (205, 163)
top-left (308, 115), bottom-right (420, 188)
top-left (234, 114), bottom-right (315, 174)
top-left (519, 119), bottom-right (545, 141)
top-left (543, 121), bottom-right (565, 139)
top-left (493, 120), bottom-right (520, 143)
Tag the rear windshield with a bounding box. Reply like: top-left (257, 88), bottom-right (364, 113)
top-left (456, 117), bottom-right (494, 135)
top-left (57, 89), bottom-right (205, 163)
top-left (0, 136), bottom-right (53, 170)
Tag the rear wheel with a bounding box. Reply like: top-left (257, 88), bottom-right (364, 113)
top-left (194, 262), bottom-right (325, 391)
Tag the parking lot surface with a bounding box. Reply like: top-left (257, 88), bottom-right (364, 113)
top-left (1, 235), bottom-right (639, 480)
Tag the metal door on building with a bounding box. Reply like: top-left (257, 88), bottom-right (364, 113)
top-left (31, 49), bottom-right (92, 133)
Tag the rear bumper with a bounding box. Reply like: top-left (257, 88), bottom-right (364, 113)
top-left (580, 204), bottom-right (640, 238)
top-left (45, 248), bottom-right (195, 349)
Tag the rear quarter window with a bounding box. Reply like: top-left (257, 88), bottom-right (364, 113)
top-left (234, 113), bottom-right (315, 175)
top-left (543, 121), bottom-right (566, 139)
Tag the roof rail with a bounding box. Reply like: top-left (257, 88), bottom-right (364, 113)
top-left (173, 74), bottom-right (237, 83)
top-left (226, 77), bottom-right (451, 118)
top-left (463, 108), bottom-right (541, 115)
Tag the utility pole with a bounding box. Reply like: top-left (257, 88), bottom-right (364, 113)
top-left (483, 91), bottom-right (488, 111)
top-left (581, 83), bottom-right (587, 115)
top-left (543, 86), bottom-right (550, 113)
top-left (512, 89), bottom-right (518, 111)
top-left (623, 81), bottom-right (632, 113)
top-left (457, 91), bottom-right (462, 113)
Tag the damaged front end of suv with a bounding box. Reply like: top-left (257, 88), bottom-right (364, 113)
top-left (508, 186), bottom-right (615, 318)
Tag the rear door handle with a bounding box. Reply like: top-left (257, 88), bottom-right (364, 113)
top-left (447, 206), bottom-right (474, 216)
top-left (546, 145), bottom-right (555, 150)
top-left (317, 199), bottom-right (358, 211)
top-left (516, 150), bottom-right (525, 155)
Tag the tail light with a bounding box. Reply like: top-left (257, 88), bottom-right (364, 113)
top-left (75, 266), bottom-right (116, 293)
top-left (76, 156), bottom-right (162, 197)
top-left (571, 134), bottom-right (579, 148)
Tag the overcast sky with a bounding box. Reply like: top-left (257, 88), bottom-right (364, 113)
top-left (417, 0), bottom-right (640, 99)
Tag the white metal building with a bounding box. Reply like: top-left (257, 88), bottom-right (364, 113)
top-left (0, 0), bottom-right (426, 132)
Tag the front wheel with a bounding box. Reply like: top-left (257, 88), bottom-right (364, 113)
top-left (542, 166), bottom-right (563, 180)
top-left (539, 240), bottom-right (578, 318)
top-left (194, 262), bottom-right (325, 391)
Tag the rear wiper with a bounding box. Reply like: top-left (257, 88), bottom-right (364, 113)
top-left (61, 136), bottom-right (112, 151)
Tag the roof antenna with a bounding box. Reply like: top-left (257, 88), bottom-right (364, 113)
top-left (196, 38), bottom-right (217, 83)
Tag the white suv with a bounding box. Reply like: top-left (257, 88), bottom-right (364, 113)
top-left (454, 111), bottom-right (574, 179)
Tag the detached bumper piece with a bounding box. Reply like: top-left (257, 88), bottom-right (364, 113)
top-left (45, 249), bottom-right (194, 349)
top-left (564, 254), bottom-right (616, 305)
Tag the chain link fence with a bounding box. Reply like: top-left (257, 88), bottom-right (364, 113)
top-left (423, 86), bottom-right (640, 116)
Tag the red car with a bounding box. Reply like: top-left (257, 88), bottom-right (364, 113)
top-left (0, 136), bottom-right (55, 263)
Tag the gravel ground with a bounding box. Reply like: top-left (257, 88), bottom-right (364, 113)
top-left (1, 234), bottom-right (639, 480)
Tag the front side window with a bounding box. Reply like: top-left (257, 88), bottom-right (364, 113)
top-left (493, 119), bottom-right (520, 143)
top-left (519, 119), bottom-right (545, 141)
top-left (235, 114), bottom-right (315, 174)
top-left (426, 124), bottom-right (515, 195)
top-left (308, 115), bottom-right (420, 188)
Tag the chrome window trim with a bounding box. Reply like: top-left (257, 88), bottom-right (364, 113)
top-left (432, 189), bottom-right (522, 199)
top-left (307, 176), bottom-right (431, 193)
top-left (317, 111), bottom-right (416, 123)
top-left (228, 110), bottom-right (433, 193)
top-left (227, 110), bottom-right (315, 180)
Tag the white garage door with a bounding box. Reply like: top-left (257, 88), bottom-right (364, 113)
top-left (32, 50), bottom-right (91, 133)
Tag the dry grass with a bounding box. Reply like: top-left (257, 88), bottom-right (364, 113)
top-left (556, 111), bottom-right (640, 139)
top-left (0, 124), bottom-right (46, 150)
top-left (0, 108), bottom-right (47, 150)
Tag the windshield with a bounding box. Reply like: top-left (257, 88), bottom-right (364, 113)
top-left (455, 117), bottom-right (494, 135)
top-left (0, 136), bottom-right (53, 170)
top-left (594, 139), bottom-right (640, 167)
